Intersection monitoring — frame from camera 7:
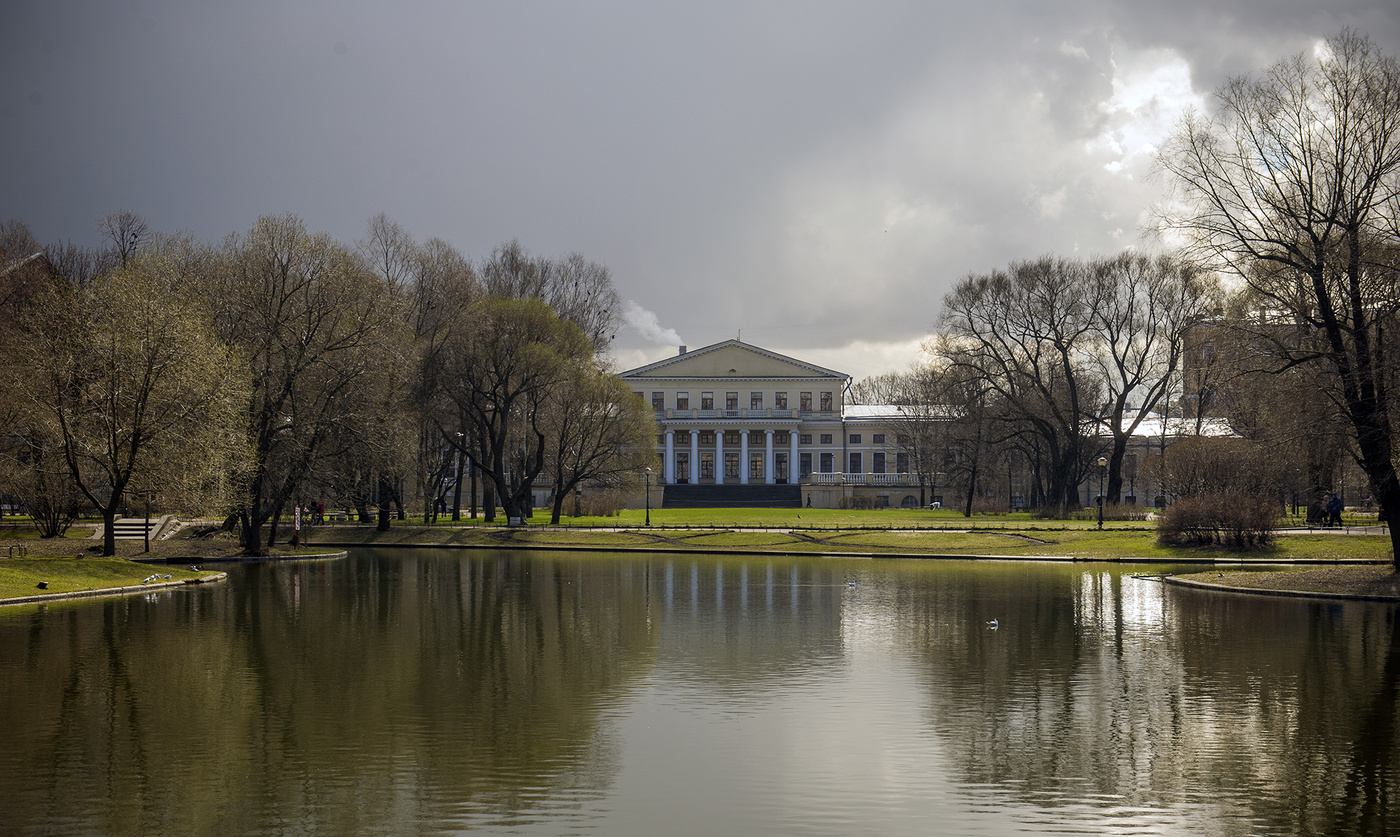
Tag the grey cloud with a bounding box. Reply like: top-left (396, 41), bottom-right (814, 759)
top-left (3, 1), bottom-right (1397, 375)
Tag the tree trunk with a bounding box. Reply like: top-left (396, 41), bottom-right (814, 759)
top-left (377, 476), bottom-right (392, 532)
top-left (101, 507), bottom-right (117, 557)
top-left (962, 463), bottom-right (978, 518)
top-left (451, 449), bottom-right (464, 521)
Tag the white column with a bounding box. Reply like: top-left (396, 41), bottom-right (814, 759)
top-left (740, 430), bottom-right (749, 485)
top-left (664, 430), bottom-right (675, 484)
top-left (691, 432), bottom-right (699, 485)
top-left (764, 429), bottom-right (775, 484)
top-left (790, 430), bottom-right (799, 482)
top-left (716, 429), bottom-right (724, 484)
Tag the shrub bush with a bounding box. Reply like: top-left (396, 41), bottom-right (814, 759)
top-left (1156, 493), bottom-right (1280, 549)
top-left (579, 489), bottom-right (628, 517)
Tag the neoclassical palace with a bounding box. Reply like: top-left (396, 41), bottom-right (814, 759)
top-left (619, 340), bottom-right (928, 509)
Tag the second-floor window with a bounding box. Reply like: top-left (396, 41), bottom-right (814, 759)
top-left (849, 434), bottom-right (861, 444)
top-left (701, 392), bottom-right (714, 410)
top-left (872, 433), bottom-right (885, 444)
top-left (799, 434), bottom-right (812, 445)
top-left (652, 392), bottom-right (664, 411)
top-left (775, 392), bottom-right (788, 409)
top-left (751, 392), bottom-right (763, 410)
top-left (800, 392), bottom-right (812, 411)
top-left (676, 392), bottom-right (689, 410)
top-left (820, 391), bottom-right (833, 411)
top-left (820, 433), bottom-right (833, 445)
top-left (726, 392), bottom-right (739, 410)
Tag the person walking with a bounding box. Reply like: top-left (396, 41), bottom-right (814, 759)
top-left (1327, 492), bottom-right (1343, 528)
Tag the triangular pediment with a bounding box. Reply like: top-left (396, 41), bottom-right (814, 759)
top-left (619, 340), bottom-right (847, 381)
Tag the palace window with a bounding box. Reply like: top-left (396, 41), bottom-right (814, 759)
top-left (700, 430), bottom-right (715, 445)
top-left (820, 452), bottom-right (834, 473)
top-left (775, 392), bottom-right (788, 409)
top-left (652, 392), bottom-right (664, 411)
top-left (724, 431), bottom-right (740, 445)
top-left (751, 392), bottom-right (763, 410)
top-left (800, 392), bottom-right (812, 411)
top-left (849, 452), bottom-right (862, 474)
top-left (799, 453), bottom-right (812, 477)
top-left (700, 452), bottom-right (715, 479)
top-left (701, 392), bottom-right (714, 410)
top-left (724, 452), bottom-right (740, 478)
top-left (800, 434), bottom-right (812, 445)
top-left (849, 434), bottom-right (861, 444)
top-left (873, 452), bottom-right (886, 474)
top-left (726, 392), bottom-right (739, 410)
top-left (749, 452), bottom-right (764, 480)
top-left (897, 452), bottom-right (909, 473)
top-left (820, 433), bottom-right (833, 445)
top-left (872, 433), bottom-right (885, 444)
top-left (820, 391), bottom-right (833, 411)
top-left (676, 392), bottom-right (689, 410)
top-left (897, 434), bottom-right (910, 445)
top-left (775, 431), bottom-right (790, 445)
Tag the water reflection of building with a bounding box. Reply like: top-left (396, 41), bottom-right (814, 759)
top-left (648, 557), bottom-right (847, 688)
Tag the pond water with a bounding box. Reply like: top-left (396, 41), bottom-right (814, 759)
top-left (1, 550), bottom-right (1397, 836)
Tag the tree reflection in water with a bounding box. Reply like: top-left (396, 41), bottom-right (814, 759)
top-left (0, 553), bottom-right (1396, 835)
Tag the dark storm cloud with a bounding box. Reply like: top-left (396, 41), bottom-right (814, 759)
top-left (3, 1), bottom-right (1398, 378)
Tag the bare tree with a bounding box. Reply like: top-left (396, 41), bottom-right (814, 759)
top-left (938, 255), bottom-right (1104, 516)
top-left (1156, 29), bottom-right (1400, 568)
top-left (541, 365), bottom-right (656, 523)
top-left (99, 210), bottom-right (150, 269)
top-left (209, 214), bottom-right (404, 554)
top-left (1086, 252), bottom-right (1216, 502)
top-left (17, 248), bottom-right (250, 555)
top-left (480, 240), bottom-right (621, 353)
top-left (438, 296), bottom-right (593, 524)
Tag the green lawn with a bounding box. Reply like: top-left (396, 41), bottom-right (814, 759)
top-left (310, 518), bottom-right (1394, 564)
top-left (0, 557), bottom-right (205, 600)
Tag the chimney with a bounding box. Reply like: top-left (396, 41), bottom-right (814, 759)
top-left (678, 345), bottom-right (687, 355)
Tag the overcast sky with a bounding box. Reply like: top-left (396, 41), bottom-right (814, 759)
top-left (4, 1), bottom-right (1399, 380)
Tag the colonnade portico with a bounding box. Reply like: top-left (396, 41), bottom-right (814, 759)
top-left (661, 426), bottom-right (802, 485)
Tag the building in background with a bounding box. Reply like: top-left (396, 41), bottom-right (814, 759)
top-left (619, 340), bottom-right (932, 509)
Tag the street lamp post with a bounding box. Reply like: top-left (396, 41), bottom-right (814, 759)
top-left (645, 467), bottom-right (652, 527)
top-left (1097, 456), bottom-right (1107, 530)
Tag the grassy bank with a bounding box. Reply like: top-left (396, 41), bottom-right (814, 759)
top-left (4, 512), bottom-right (1393, 604)
top-left (309, 520), bottom-right (1394, 563)
top-left (0, 556), bottom-right (209, 600)
top-left (1177, 565), bottom-right (1400, 598)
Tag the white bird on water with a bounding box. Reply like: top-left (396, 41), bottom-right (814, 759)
top-left (987, 618), bottom-right (999, 629)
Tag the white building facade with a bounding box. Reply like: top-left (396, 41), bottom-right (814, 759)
top-left (619, 341), bottom-right (929, 509)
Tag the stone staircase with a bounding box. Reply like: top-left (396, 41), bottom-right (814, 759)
top-left (662, 484), bottom-right (801, 508)
top-left (104, 515), bottom-right (177, 541)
